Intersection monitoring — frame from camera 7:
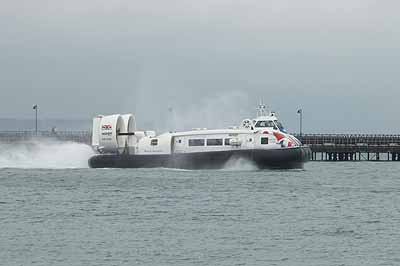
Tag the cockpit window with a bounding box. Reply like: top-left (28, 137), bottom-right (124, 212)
top-left (255, 120), bottom-right (275, 128)
top-left (275, 121), bottom-right (285, 131)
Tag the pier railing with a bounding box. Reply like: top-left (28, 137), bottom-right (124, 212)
top-left (295, 134), bottom-right (400, 146)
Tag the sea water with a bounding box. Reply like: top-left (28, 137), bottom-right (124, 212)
top-left (0, 142), bottom-right (399, 265)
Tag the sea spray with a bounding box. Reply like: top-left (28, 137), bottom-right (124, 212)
top-left (162, 90), bottom-right (253, 132)
top-left (223, 156), bottom-right (258, 171)
top-left (0, 139), bottom-right (94, 169)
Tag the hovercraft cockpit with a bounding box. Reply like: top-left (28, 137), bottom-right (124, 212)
top-left (240, 104), bottom-right (287, 133)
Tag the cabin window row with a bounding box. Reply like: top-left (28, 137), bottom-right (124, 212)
top-left (188, 138), bottom-right (230, 147)
top-left (188, 137), bottom-right (268, 146)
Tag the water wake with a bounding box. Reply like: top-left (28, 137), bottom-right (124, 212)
top-left (0, 139), bottom-right (94, 169)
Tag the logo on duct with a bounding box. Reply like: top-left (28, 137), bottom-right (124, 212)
top-left (102, 124), bottom-right (112, 130)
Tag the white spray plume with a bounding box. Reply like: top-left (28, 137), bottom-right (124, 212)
top-left (0, 139), bottom-right (94, 169)
top-left (165, 90), bottom-right (254, 132)
top-left (222, 156), bottom-right (258, 171)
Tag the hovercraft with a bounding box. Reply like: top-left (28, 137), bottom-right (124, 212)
top-left (88, 104), bottom-right (311, 169)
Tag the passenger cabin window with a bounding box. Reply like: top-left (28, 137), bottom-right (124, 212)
top-left (255, 121), bottom-right (276, 128)
top-left (188, 139), bottom-right (205, 146)
top-left (224, 138), bottom-right (231, 145)
top-left (151, 139), bottom-right (158, 146)
top-left (261, 137), bottom-right (269, 145)
top-left (207, 139), bottom-right (223, 146)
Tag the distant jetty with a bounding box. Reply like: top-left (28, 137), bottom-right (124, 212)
top-left (295, 134), bottom-right (400, 161)
top-left (1, 131), bottom-right (400, 162)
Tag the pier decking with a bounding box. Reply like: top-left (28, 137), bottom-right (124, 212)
top-left (1, 131), bottom-right (400, 161)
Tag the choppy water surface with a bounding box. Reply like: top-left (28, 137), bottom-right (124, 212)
top-left (1, 163), bottom-right (400, 266)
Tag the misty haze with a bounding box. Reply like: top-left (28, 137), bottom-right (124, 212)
top-left (1, 0), bottom-right (400, 133)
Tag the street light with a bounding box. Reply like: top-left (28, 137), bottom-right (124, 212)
top-left (297, 108), bottom-right (303, 136)
top-left (33, 104), bottom-right (38, 135)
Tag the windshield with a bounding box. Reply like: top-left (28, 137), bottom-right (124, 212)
top-left (255, 120), bottom-right (275, 128)
top-left (275, 121), bottom-right (285, 131)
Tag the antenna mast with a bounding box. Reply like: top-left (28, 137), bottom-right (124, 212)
top-left (257, 100), bottom-right (268, 117)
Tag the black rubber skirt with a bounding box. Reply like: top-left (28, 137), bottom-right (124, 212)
top-left (88, 146), bottom-right (311, 170)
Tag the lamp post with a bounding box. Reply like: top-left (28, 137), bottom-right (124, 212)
top-left (33, 104), bottom-right (38, 135)
top-left (297, 108), bottom-right (303, 136)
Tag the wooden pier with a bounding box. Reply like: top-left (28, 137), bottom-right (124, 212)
top-left (1, 131), bottom-right (400, 161)
top-left (296, 134), bottom-right (400, 161)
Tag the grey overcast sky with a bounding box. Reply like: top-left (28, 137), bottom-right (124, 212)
top-left (1, 0), bottom-right (400, 133)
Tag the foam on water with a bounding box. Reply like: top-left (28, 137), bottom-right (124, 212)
top-left (0, 139), bottom-right (94, 169)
